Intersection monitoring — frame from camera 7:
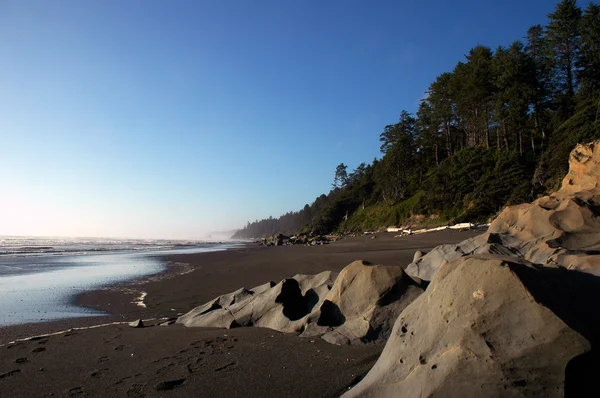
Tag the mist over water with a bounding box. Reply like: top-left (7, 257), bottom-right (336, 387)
top-left (0, 238), bottom-right (244, 326)
top-left (0, 236), bottom-right (229, 257)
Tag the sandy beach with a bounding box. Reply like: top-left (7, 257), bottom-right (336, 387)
top-left (0, 230), bottom-right (480, 397)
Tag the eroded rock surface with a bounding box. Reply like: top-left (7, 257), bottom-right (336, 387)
top-left (345, 256), bottom-right (598, 397)
top-left (177, 261), bottom-right (423, 345)
top-left (406, 140), bottom-right (600, 281)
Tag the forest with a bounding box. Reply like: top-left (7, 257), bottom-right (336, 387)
top-left (233, 0), bottom-right (600, 239)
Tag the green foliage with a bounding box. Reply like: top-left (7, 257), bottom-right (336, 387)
top-left (233, 0), bottom-right (600, 239)
top-left (543, 99), bottom-right (600, 189)
top-left (339, 191), bottom-right (429, 232)
top-left (578, 3), bottom-right (600, 95)
top-left (547, 0), bottom-right (582, 101)
top-left (375, 125), bottom-right (416, 205)
top-left (421, 148), bottom-right (533, 222)
top-left (332, 163), bottom-right (349, 189)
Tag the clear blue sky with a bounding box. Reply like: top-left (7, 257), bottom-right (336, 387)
top-left (0, 0), bottom-right (558, 239)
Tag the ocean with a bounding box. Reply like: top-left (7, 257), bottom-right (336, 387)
top-left (0, 236), bottom-right (243, 326)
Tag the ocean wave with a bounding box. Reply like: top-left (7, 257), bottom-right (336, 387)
top-left (0, 236), bottom-right (222, 258)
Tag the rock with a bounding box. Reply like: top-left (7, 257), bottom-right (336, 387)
top-left (177, 271), bottom-right (338, 333)
top-left (487, 141), bottom-right (600, 276)
top-left (159, 318), bottom-right (177, 327)
top-left (312, 260), bottom-right (423, 344)
top-left (405, 141), bottom-right (600, 281)
top-left (412, 250), bottom-right (424, 262)
top-left (178, 260), bottom-right (423, 345)
top-left (405, 233), bottom-right (519, 281)
top-left (560, 140), bottom-right (600, 194)
top-left (129, 319), bottom-right (144, 328)
top-left (258, 232), bottom-right (331, 247)
top-left (344, 256), bottom-right (595, 397)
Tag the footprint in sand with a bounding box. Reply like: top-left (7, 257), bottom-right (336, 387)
top-left (126, 383), bottom-right (144, 396)
top-left (32, 347), bottom-right (46, 353)
top-left (0, 369), bottom-right (21, 379)
top-left (6, 342), bottom-right (25, 350)
top-left (66, 386), bottom-right (86, 397)
top-left (155, 362), bottom-right (177, 375)
top-left (154, 378), bottom-right (185, 391)
top-left (89, 368), bottom-right (108, 377)
top-left (214, 361), bottom-right (237, 372)
top-left (151, 356), bottom-right (172, 364)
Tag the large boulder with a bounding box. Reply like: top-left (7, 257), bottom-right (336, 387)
top-left (177, 260), bottom-right (423, 345)
top-left (344, 256), bottom-right (597, 397)
top-left (303, 260), bottom-right (423, 345)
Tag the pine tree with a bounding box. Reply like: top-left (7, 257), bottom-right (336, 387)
top-left (428, 73), bottom-right (456, 157)
top-left (379, 111), bottom-right (416, 153)
top-left (375, 132), bottom-right (416, 205)
top-left (546, 0), bottom-right (582, 111)
top-left (526, 24), bottom-right (553, 145)
top-left (578, 3), bottom-right (600, 96)
top-left (453, 46), bottom-right (495, 149)
top-left (416, 101), bottom-right (443, 166)
top-left (332, 163), bottom-right (349, 189)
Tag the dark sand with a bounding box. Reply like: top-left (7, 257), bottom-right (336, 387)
top-left (0, 229), bottom-right (480, 397)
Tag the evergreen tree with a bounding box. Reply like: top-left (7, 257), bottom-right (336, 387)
top-left (452, 46), bottom-right (495, 149)
top-left (526, 24), bottom-right (553, 145)
top-left (428, 73), bottom-right (456, 157)
top-left (578, 3), bottom-right (600, 96)
top-left (493, 42), bottom-right (533, 154)
top-left (332, 163), bottom-right (349, 189)
top-left (416, 100), bottom-right (443, 166)
top-left (375, 131), bottom-right (416, 204)
top-left (234, 0), bottom-right (600, 238)
top-left (379, 111), bottom-right (416, 153)
top-left (546, 0), bottom-right (582, 112)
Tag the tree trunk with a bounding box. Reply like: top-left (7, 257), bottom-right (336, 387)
top-left (484, 111), bottom-right (490, 150)
top-left (496, 127), bottom-right (501, 152)
top-left (435, 143), bottom-right (439, 166)
top-left (445, 121), bottom-right (452, 156)
top-left (503, 122), bottom-right (509, 151)
top-left (519, 131), bottom-right (523, 155)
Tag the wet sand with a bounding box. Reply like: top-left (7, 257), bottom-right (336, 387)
top-left (0, 229), bottom-right (480, 397)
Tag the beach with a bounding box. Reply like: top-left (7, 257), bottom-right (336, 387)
top-left (0, 230), bottom-right (480, 397)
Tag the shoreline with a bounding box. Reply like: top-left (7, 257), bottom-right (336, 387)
top-left (0, 229), bottom-right (481, 397)
top-left (0, 244), bottom-right (251, 345)
top-left (0, 230), bottom-right (480, 345)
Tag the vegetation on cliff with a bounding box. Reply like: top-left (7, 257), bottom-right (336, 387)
top-left (233, 0), bottom-right (600, 239)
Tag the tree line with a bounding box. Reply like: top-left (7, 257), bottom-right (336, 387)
top-left (233, 0), bottom-right (600, 239)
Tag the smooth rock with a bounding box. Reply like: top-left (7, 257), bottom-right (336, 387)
top-left (344, 256), bottom-right (594, 397)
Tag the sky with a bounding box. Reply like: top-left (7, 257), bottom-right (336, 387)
top-left (0, 0), bottom-right (560, 239)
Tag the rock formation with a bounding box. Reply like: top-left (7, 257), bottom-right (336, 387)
top-left (344, 256), bottom-right (600, 397)
top-left (406, 140), bottom-right (600, 281)
top-left (180, 141), bottom-right (600, 396)
top-left (258, 233), bottom-right (335, 246)
top-left (177, 261), bottom-right (423, 345)
top-left (347, 140), bottom-right (600, 397)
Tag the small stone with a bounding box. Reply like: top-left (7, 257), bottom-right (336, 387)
top-left (129, 319), bottom-right (144, 328)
